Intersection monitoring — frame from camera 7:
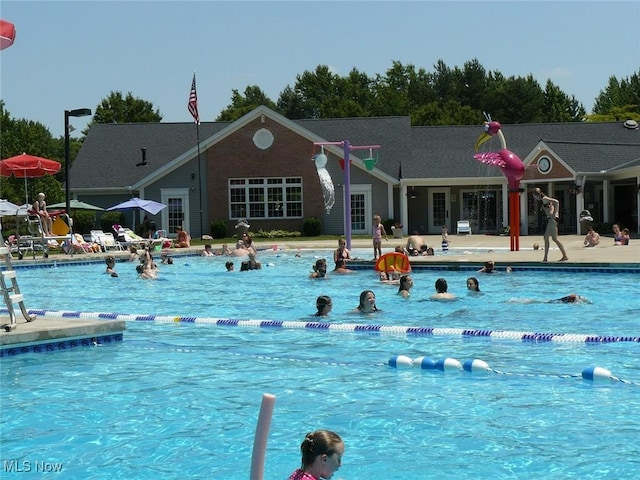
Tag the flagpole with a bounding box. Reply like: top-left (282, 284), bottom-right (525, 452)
top-left (188, 71), bottom-right (204, 238)
top-left (196, 123), bottom-right (203, 239)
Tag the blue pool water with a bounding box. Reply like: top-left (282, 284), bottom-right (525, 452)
top-left (1, 249), bottom-right (639, 479)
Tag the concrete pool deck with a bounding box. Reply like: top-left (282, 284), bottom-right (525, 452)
top-left (268, 234), bottom-right (639, 267)
top-left (1, 233), bottom-right (637, 356)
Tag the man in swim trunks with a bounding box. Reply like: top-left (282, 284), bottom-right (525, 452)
top-left (406, 231), bottom-right (427, 256)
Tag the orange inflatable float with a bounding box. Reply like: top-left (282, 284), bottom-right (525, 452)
top-left (374, 252), bottom-right (411, 274)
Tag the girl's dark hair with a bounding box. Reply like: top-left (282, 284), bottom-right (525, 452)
top-left (315, 295), bottom-right (332, 316)
top-left (398, 275), bottom-right (411, 292)
top-left (313, 259), bottom-right (327, 276)
top-left (358, 290), bottom-right (377, 310)
top-left (299, 430), bottom-right (343, 468)
top-left (467, 277), bottom-right (480, 291)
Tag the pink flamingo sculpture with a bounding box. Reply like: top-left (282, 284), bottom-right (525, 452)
top-left (474, 115), bottom-right (525, 251)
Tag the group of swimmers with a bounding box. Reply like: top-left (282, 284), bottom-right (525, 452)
top-left (311, 256), bottom-right (589, 315)
top-left (105, 243), bottom-right (173, 279)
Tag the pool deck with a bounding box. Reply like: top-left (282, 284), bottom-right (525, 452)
top-left (273, 234), bottom-right (639, 268)
top-left (1, 234), bottom-right (637, 356)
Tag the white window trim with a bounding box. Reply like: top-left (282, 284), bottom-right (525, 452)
top-left (228, 177), bottom-right (304, 220)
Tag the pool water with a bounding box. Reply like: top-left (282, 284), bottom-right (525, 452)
top-left (1, 250), bottom-right (639, 479)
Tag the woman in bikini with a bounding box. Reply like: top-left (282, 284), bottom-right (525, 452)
top-left (333, 238), bottom-right (351, 269)
top-left (532, 188), bottom-right (569, 262)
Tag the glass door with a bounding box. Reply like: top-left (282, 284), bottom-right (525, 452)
top-left (351, 192), bottom-right (366, 232)
top-left (428, 188), bottom-right (450, 233)
top-left (461, 189), bottom-right (500, 234)
top-left (347, 185), bottom-right (372, 234)
top-left (161, 188), bottom-right (189, 237)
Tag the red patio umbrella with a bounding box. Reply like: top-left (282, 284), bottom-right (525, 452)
top-left (0, 153), bottom-right (62, 205)
top-left (0, 19), bottom-right (16, 50)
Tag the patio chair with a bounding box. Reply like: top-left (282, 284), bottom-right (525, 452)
top-left (150, 229), bottom-right (172, 250)
top-left (91, 230), bottom-right (124, 252)
top-left (457, 220), bottom-right (472, 235)
top-left (5, 234), bottom-right (34, 260)
top-left (113, 225), bottom-right (147, 249)
top-left (62, 234), bottom-right (92, 254)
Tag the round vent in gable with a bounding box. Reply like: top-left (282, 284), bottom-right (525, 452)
top-left (253, 128), bottom-right (274, 150)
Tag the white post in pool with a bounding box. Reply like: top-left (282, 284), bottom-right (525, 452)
top-left (250, 393), bottom-right (276, 480)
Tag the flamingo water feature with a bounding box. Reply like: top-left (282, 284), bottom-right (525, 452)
top-left (1, 250), bottom-right (638, 479)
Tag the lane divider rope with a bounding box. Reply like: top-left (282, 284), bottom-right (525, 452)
top-left (7, 308), bottom-right (639, 344)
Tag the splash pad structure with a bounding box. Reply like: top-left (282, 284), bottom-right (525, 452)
top-left (314, 140), bottom-right (381, 249)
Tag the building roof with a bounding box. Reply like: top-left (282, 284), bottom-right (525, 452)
top-left (73, 122), bottom-right (229, 190)
top-left (72, 109), bottom-right (640, 190)
top-left (404, 121), bottom-right (640, 180)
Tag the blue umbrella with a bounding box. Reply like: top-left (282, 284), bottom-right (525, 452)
top-left (106, 197), bottom-right (166, 215)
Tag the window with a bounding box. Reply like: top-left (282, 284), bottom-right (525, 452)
top-left (351, 193), bottom-right (366, 231)
top-left (229, 177), bottom-right (303, 219)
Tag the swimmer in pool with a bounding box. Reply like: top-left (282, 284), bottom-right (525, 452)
top-left (549, 293), bottom-right (591, 304)
top-left (354, 290), bottom-right (380, 313)
top-left (397, 274), bottom-right (413, 298)
top-left (505, 293), bottom-right (591, 304)
top-left (310, 258), bottom-right (328, 279)
top-left (314, 295), bottom-right (332, 317)
top-left (430, 278), bottom-right (457, 301)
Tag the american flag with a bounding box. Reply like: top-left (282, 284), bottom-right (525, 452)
top-left (188, 73), bottom-right (200, 124)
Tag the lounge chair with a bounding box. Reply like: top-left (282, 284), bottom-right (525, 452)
top-left (113, 225), bottom-right (147, 249)
top-left (62, 233), bottom-right (96, 254)
top-left (91, 230), bottom-right (124, 252)
top-left (5, 234), bottom-right (34, 260)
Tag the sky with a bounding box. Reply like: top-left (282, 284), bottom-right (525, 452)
top-left (1, 0), bottom-right (639, 139)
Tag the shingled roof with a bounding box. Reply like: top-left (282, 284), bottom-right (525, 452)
top-left (73, 122), bottom-right (229, 190)
top-left (72, 110), bottom-right (640, 190)
top-left (403, 121), bottom-right (640, 180)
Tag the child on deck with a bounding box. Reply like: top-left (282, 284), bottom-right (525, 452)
top-left (372, 214), bottom-right (388, 260)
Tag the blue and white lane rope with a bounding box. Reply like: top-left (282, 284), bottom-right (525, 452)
top-left (11, 308), bottom-right (640, 344)
top-left (388, 355), bottom-right (639, 386)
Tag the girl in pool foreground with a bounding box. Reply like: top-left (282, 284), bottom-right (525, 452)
top-left (288, 430), bottom-right (344, 480)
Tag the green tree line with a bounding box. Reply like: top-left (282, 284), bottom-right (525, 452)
top-left (219, 59), bottom-right (639, 124)
top-left (1, 59), bottom-right (638, 206)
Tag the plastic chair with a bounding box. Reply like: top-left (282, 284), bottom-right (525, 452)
top-left (457, 220), bottom-right (471, 235)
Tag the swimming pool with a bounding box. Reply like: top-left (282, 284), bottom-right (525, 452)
top-left (1, 250), bottom-right (639, 479)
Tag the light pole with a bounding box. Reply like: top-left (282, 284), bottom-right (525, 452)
top-left (64, 108), bottom-right (92, 218)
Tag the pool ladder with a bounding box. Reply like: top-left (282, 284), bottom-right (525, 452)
top-left (0, 243), bottom-right (36, 332)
